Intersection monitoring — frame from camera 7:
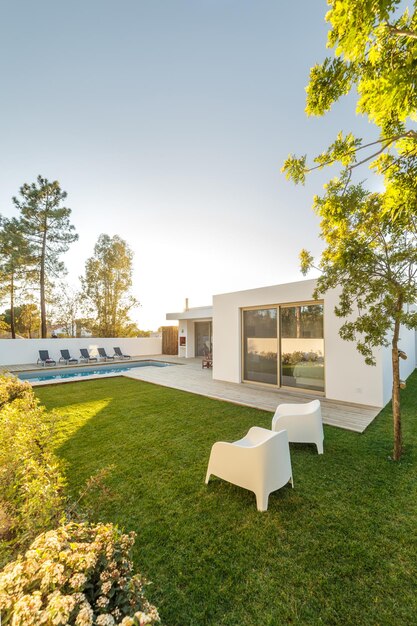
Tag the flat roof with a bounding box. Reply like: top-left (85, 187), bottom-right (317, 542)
top-left (166, 305), bottom-right (213, 321)
top-left (213, 277), bottom-right (318, 298)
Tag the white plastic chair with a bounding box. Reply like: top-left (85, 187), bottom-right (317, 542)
top-left (205, 426), bottom-right (293, 511)
top-left (271, 399), bottom-right (324, 454)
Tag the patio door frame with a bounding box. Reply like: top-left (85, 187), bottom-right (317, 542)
top-left (241, 304), bottom-right (280, 388)
top-left (241, 300), bottom-right (325, 395)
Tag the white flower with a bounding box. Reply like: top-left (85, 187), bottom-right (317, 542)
top-left (13, 592), bottom-right (43, 624)
top-left (101, 580), bottom-right (112, 594)
top-left (75, 602), bottom-right (94, 626)
top-left (45, 591), bottom-right (76, 625)
top-left (96, 614), bottom-right (115, 626)
top-left (70, 573), bottom-right (87, 590)
top-left (96, 595), bottom-right (110, 608)
top-left (134, 611), bottom-right (154, 625)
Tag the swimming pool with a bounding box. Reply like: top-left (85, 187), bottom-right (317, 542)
top-left (18, 360), bottom-right (171, 384)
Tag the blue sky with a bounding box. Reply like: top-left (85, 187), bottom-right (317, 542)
top-left (0, 1), bottom-right (373, 329)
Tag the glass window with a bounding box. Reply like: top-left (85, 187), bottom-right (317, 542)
top-left (281, 305), bottom-right (323, 338)
top-left (280, 304), bottom-right (324, 392)
top-left (243, 308), bottom-right (277, 385)
top-left (195, 322), bottom-right (212, 356)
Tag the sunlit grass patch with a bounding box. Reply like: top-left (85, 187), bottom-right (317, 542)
top-left (37, 374), bottom-right (417, 626)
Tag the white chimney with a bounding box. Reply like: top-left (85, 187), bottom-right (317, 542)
top-left (185, 298), bottom-right (189, 311)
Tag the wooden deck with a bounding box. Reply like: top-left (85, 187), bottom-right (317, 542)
top-left (123, 356), bottom-right (380, 433)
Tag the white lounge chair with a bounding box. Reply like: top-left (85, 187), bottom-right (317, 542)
top-left (271, 399), bottom-right (324, 454)
top-left (205, 426), bottom-right (293, 512)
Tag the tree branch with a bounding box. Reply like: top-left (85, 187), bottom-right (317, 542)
top-left (388, 25), bottom-right (417, 40)
top-left (306, 133), bottom-right (409, 174)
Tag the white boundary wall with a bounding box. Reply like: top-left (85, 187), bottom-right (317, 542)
top-left (0, 337), bottom-right (162, 367)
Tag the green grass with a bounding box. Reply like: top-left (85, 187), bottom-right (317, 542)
top-left (36, 374), bottom-right (417, 626)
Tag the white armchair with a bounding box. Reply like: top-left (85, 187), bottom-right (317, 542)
top-left (271, 399), bottom-right (324, 454)
top-left (205, 426), bottom-right (293, 512)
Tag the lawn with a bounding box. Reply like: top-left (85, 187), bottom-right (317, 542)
top-left (36, 374), bottom-right (417, 626)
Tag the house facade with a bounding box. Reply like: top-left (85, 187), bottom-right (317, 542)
top-left (166, 279), bottom-right (416, 408)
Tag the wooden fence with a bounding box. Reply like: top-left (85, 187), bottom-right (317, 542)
top-left (161, 326), bottom-right (178, 355)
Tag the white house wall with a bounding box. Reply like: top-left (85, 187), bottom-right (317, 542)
top-left (178, 320), bottom-right (196, 358)
top-left (177, 318), bottom-right (212, 358)
top-left (323, 288), bottom-right (384, 407)
top-left (382, 323), bottom-right (417, 406)
top-left (213, 279), bottom-right (386, 408)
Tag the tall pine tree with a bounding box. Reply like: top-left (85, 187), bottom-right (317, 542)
top-left (0, 217), bottom-right (35, 338)
top-left (13, 176), bottom-right (78, 338)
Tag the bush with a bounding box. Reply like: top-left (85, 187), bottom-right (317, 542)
top-left (0, 374), bottom-right (32, 408)
top-left (0, 522), bottom-right (160, 626)
top-left (0, 374), bottom-right (65, 565)
top-left (0, 376), bottom-right (161, 623)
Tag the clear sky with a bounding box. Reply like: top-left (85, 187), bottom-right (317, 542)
top-left (0, 1), bottom-right (373, 330)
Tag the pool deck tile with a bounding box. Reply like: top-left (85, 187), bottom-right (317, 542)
top-left (5, 356), bottom-right (174, 386)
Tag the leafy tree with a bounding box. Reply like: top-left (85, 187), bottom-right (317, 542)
top-left (13, 176), bottom-right (78, 338)
top-left (282, 0), bottom-right (417, 221)
top-left (282, 1), bottom-right (417, 461)
top-left (300, 184), bottom-right (417, 461)
top-left (0, 316), bottom-right (9, 335)
top-left (19, 303), bottom-right (41, 338)
top-left (51, 284), bottom-right (80, 337)
top-left (137, 328), bottom-right (152, 337)
top-left (3, 303), bottom-right (41, 338)
top-left (0, 218), bottom-right (35, 338)
top-left (81, 234), bottom-right (139, 337)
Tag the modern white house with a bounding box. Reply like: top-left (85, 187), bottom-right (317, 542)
top-left (166, 278), bottom-right (416, 409)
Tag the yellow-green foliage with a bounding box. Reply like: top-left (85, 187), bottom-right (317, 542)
top-left (0, 374), bottom-right (32, 408)
top-left (0, 375), bottom-right (65, 565)
top-left (0, 522), bottom-right (160, 626)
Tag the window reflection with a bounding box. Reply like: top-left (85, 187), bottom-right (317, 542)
top-left (280, 305), bottom-right (324, 392)
top-left (242, 303), bottom-right (325, 392)
top-left (243, 308), bottom-right (277, 385)
top-left (195, 322), bottom-right (212, 356)
top-left (281, 304), bottom-right (323, 338)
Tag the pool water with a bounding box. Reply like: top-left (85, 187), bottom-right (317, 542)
top-left (18, 360), bottom-right (171, 384)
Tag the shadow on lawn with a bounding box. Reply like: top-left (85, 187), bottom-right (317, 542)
top-left (36, 375), bottom-right (417, 626)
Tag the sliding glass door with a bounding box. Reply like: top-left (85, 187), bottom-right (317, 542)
top-left (242, 302), bottom-right (325, 392)
top-left (195, 322), bottom-right (212, 356)
top-left (280, 304), bottom-right (324, 392)
top-left (243, 308), bottom-right (278, 385)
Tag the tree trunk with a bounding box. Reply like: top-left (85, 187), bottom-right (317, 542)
top-left (10, 274), bottom-right (15, 339)
top-left (40, 227), bottom-right (47, 338)
top-left (296, 306), bottom-right (301, 338)
top-left (391, 313), bottom-right (402, 461)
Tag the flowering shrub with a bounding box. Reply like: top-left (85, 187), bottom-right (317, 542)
top-left (0, 376), bottom-right (161, 623)
top-left (0, 373), bottom-right (32, 408)
top-left (0, 522), bottom-right (160, 626)
top-left (0, 375), bottom-right (65, 565)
